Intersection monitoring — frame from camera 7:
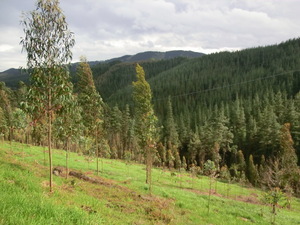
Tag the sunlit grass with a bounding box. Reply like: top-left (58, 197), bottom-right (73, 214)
top-left (1, 141), bottom-right (300, 225)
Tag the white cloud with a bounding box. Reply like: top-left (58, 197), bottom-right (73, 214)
top-left (1, 0), bottom-right (300, 72)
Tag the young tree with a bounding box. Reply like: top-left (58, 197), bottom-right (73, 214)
top-left (257, 105), bottom-right (281, 157)
top-left (236, 150), bottom-right (246, 177)
top-left (132, 64), bottom-right (158, 191)
top-left (76, 56), bottom-right (103, 135)
top-left (0, 82), bottom-right (12, 141)
top-left (211, 105), bottom-right (233, 167)
top-left (0, 107), bottom-right (7, 141)
top-left (247, 154), bottom-right (259, 186)
top-left (54, 94), bottom-right (83, 178)
top-left (11, 108), bottom-right (27, 143)
top-left (21, 0), bottom-right (75, 192)
top-left (76, 56), bottom-right (104, 174)
top-left (121, 104), bottom-right (131, 155)
top-left (279, 123), bottom-right (299, 192)
top-left (203, 160), bottom-right (217, 214)
top-left (164, 96), bottom-right (179, 147)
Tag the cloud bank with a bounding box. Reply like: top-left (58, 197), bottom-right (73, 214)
top-left (0, 0), bottom-right (300, 71)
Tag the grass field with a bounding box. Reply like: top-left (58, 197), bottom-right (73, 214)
top-left (1, 141), bottom-right (300, 224)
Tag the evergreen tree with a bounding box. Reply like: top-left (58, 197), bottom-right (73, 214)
top-left (108, 105), bottom-right (122, 157)
top-left (11, 108), bottom-right (27, 143)
top-left (21, 0), bottom-right (75, 192)
top-left (164, 96), bottom-right (179, 147)
top-left (236, 150), bottom-right (246, 177)
top-left (188, 132), bottom-right (204, 167)
top-left (247, 154), bottom-right (259, 186)
top-left (121, 104), bottom-right (131, 154)
top-left (257, 105), bottom-right (281, 157)
top-left (279, 123), bottom-right (299, 191)
top-left (76, 56), bottom-right (104, 173)
top-left (132, 64), bottom-right (158, 189)
top-left (211, 106), bottom-right (233, 166)
top-left (76, 56), bottom-right (103, 136)
top-left (0, 107), bottom-right (7, 140)
top-left (156, 142), bottom-right (166, 167)
top-left (231, 97), bottom-right (246, 149)
top-left (0, 82), bottom-right (12, 141)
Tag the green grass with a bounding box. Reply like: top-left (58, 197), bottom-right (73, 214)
top-left (1, 141), bottom-right (300, 225)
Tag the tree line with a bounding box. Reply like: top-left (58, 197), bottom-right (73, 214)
top-left (0, 0), bottom-right (299, 195)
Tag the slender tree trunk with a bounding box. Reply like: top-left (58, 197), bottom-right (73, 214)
top-left (43, 145), bottom-right (46, 166)
top-left (66, 137), bottom-right (69, 179)
top-left (10, 127), bottom-right (13, 149)
top-left (96, 128), bottom-right (99, 175)
top-left (208, 176), bottom-right (212, 214)
top-left (48, 86), bottom-right (53, 193)
top-left (146, 146), bottom-right (153, 194)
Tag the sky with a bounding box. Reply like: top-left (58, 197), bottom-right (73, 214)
top-left (0, 0), bottom-right (300, 72)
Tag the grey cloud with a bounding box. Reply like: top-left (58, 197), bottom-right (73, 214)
top-left (1, 0), bottom-right (300, 71)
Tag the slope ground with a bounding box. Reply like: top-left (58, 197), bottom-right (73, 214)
top-left (1, 141), bottom-right (300, 224)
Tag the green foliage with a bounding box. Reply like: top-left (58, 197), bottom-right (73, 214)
top-left (204, 160), bottom-right (216, 176)
top-left (132, 64), bottom-right (158, 148)
top-left (132, 64), bottom-right (158, 187)
top-left (21, 0), bottom-right (75, 192)
top-left (262, 187), bottom-right (287, 224)
top-left (0, 107), bottom-right (8, 138)
top-left (76, 57), bottom-right (103, 136)
top-left (164, 96), bottom-right (179, 147)
top-left (247, 155), bottom-right (259, 186)
top-left (2, 142), bottom-right (300, 225)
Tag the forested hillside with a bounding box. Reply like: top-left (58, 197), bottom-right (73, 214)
top-left (1, 37), bottom-right (300, 196)
top-left (2, 1), bottom-right (299, 224)
top-left (90, 38), bottom-right (300, 195)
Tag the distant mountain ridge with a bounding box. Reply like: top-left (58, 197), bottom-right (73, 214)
top-left (104, 50), bottom-right (204, 63)
top-left (0, 50), bottom-right (204, 87)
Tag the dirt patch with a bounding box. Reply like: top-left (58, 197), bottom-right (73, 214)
top-left (81, 205), bottom-right (97, 214)
top-left (41, 180), bottom-right (56, 188)
top-left (62, 167), bottom-right (175, 224)
top-left (236, 194), bottom-right (260, 205)
top-left (185, 188), bottom-right (261, 205)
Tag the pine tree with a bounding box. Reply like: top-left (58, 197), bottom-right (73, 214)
top-left (164, 96), bottom-right (179, 147)
top-left (231, 97), bottom-right (246, 149)
top-left (181, 156), bottom-right (187, 171)
top-left (76, 56), bottom-right (103, 136)
top-left (156, 142), bottom-right (166, 167)
top-left (211, 105), bottom-right (233, 167)
top-left (279, 123), bottom-right (299, 191)
top-left (236, 150), bottom-right (246, 178)
top-left (247, 154), bottom-right (259, 186)
top-left (188, 132), bottom-right (204, 167)
top-left (121, 104), bottom-right (131, 154)
top-left (108, 105), bottom-right (122, 158)
top-left (132, 64), bottom-right (158, 191)
top-left (76, 57), bottom-right (104, 174)
top-left (257, 105), bottom-right (281, 157)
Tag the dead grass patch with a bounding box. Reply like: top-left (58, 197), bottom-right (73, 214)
top-left (186, 188), bottom-right (261, 205)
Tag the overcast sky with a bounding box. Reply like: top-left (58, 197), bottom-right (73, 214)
top-left (0, 0), bottom-right (300, 72)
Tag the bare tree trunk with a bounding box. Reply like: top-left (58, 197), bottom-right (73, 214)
top-left (96, 128), bottom-right (99, 175)
top-left (66, 137), bottom-right (69, 179)
top-left (48, 87), bottom-right (53, 193)
top-left (145, 146), bottom-right (153, 194)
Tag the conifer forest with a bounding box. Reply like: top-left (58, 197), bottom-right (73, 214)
top-left (1, 1), bottom-right (300, 223)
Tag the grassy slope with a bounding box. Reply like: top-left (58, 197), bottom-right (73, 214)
top-left (0, 142), bottom-right (300, 225)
